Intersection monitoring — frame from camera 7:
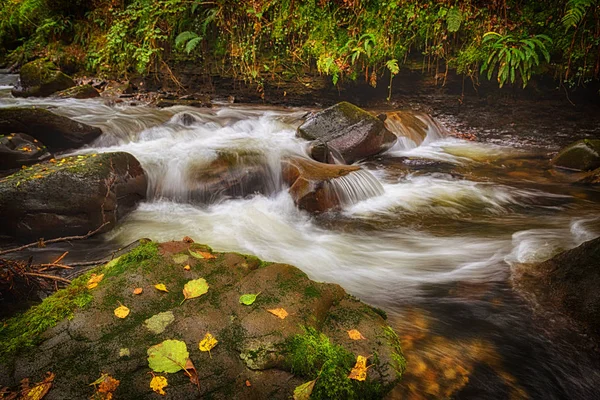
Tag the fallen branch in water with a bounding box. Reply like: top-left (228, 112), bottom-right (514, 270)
top-left (0, 222), bottom-right (110, 256)
top-left (22, 272), bottom-right (71, 284)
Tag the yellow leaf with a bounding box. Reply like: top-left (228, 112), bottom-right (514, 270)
top-left (87, 273), bottom-right (104, 289)
top-left (133, 287), bottom-right (143, 295)
top-left (293, 379), bottom-right (316, 400)
top-left (23, 372), bottom-right (54, 400)
top-left (183, 264), bottom-right (191, 271)
top-left (150, 375), bottom-right (168, 396)
top-left (347, 329), bottom-right (366, 340)
top-left (348, 355), bottom-right (368, 381)
top-left (154, 283), bottom-right (169, 292)
top-left (198, 332), bottom-right (218, 358)
top-left (114, 305), bottom-right (130, 319)
top-left (267, 308), bottom-right (289, 319)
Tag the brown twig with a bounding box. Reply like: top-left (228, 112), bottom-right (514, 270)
top-left (22, 272), bottom-right (71, 284)
top-left (0, 222), bottom-right (110, 256)
top-left (52, 251), bottom-right (69, 265)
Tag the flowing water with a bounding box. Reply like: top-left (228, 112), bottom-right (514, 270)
top-left (2, 77), bottom-right (600, 398)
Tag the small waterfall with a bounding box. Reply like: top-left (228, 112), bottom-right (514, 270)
top-left (385, 111), bottom-right (448, 151)
top-left (328, 169), bottom-right (385, 207)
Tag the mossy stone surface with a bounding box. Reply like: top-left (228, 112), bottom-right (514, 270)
top-left (0, 240), bottom-right (406, 399)
top-left (11, 59), bottom-right (75, 98)
top-left (551, 139), bottom-right (600, 171)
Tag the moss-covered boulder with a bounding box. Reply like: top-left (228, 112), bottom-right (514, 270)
top-left (0, 133), bottom-right (52, 171)
top-left (551, 139), bottom-right (600, 171)
top-left (0, 152), bottom-right (146, 241)
top-left (282, 156), bottom-right (383, 212)
top-left (0, 107), bottom-right (102, 151)
top-left (11, 59), bottom-right (75, 98)
top-left (0, 241), bottom-right (406, 399)
top-left (54, 84), bottom-right (100, 99)
top-left (297, 102), bottom-right (397, 164)
top-left (511, 236), bottom-right (600, 340)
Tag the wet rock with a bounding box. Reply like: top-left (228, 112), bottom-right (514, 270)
top-left (512, 236), bottom-right (600, 340)
top-left (551, 139), bottom-right (600, 171)
top-left (0, 152), bottom-right (147, 241)
top-left (154, 94), bottom-right (211, 108)
top-left (0, 241), bottom-right (405, 399)
top-left (11, 59), bottom-right (75, 98)
top-left (0, 133), bottom-right (52, 170)
top-left (282, 156), bottom-right (382, 212)
top-left (0, 107), bottom-right (102, 151)
top-left (297, 102), bottom-right (397, 164)
top-left (100, 80), bottom-right (134, 97)
top-left (54, 84), bottom-right (100, 99)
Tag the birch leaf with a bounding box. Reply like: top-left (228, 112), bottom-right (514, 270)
top-left (347, 329), bottom-right (366, 340)
top-left (239, 292), bottom-right (260, 305)
top-left (198, 332), bottom-right (218, 358)
top-left (154, 283), bottom-right (169, 293)
top-left (114, 304), bottom-right (130, 319)
top-left (150, 375), bottom-right (168, 395)
top-left (87, 273), bottom-right (104, 289)
top-left (147, 340), bottom-right (189, 373)
top-left (181, 278), bottom-right (209, 304)
top-left (293, 379), bottom-right (316, 400)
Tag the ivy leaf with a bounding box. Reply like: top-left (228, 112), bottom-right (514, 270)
top-left (239, 292), bottom-right (260, 305)
top-left (198, 332), bottom-right (218, 358)
top-left (181, 278), bottom-right (209, 304)
top-left (154, 283), bottom-right (169, 292)
top-left (147, 339), bottom-right (189, 373)
top-left (293, 379), bottom-right (316, 400)
top-left (150, 375), bottom-right (168, 395)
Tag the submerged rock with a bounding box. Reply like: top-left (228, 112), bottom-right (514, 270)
top-left (298, 102), bottom-right (397, 164)
top-left (512, 236), bottom-right (600, 340)
top-left (0, 241), bottom-right (406, 399)
top-left (0, 107), bottom-right (102, 151)
top-left (11, 59), bottom-right (75, 98)
top-left (551, 139), bottom-right (600, 171)
top-left (0, 152), bottom-right (147, 241)
top-left (54, 84), bottom-right (100, 99)
top-left (282, 156), bottom-right (383, 213)
top-left (0, 133), bottom-right (52, 171)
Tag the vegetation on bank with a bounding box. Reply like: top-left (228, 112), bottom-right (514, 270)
top-left (0, 0), bottom-right (599, 94)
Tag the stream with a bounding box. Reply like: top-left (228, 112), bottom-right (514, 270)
top-left (2, 74), bottom-right (600, 399)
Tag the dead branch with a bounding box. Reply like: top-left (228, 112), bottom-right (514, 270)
top-left (22, 272), bottom-right (71, 284)
top-left (0, 222), bottom-right (110, 256)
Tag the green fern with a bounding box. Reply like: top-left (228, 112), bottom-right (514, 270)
top-left (562, 0), bottom-right (595, 29)
top-left (447, 8), bottom-right (463, 33)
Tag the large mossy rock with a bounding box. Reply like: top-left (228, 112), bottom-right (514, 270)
top-left (282, 156), bottom-right (383, 213)
top-left (0, 107), bottom-right (102, 151)
top-left (0, 152), bottom-right (146, 241)
top-left (551, 139), bottom-right (600, 171)
top-left (11, 59), bottom-right (75, 98)
top-left (297, 102), bottom-right (397, 164)
top-left (511, 236), bottom-right (600, 339)
top-left (0, 133), bottom-right (52, 171)
top-left (0, 241), bottom-right (406, 399)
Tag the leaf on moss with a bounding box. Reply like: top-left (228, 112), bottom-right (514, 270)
top-left (189, 248), bottom-right (216, 260)
top-left (145, 311), bottom-right (175, 334)
top-left (181, 278), bottom-right (209, 304)
top-left (150, 375), bottom-right (168, 395)
top-left (183, 265), bottom-right (191, 271)
top-left (114, 304), bottom-right (130, 319)
top-left (198, 332), bottom-right (218, 358)
top-left (86, 273), bottom-right (104, 289)
top-left (188, 249), bottom-right (205, 259)
top-left (347, 329), bottom-right (366, 340)
top-left (239, 292), bottom-right (260, 305)
top-left (348, 355), bottom-right (368, 381)
top-left (22, 372), bottom-right (54, 400)
top-left (133, 287), bottom-right (143, 295)
top-left (293, 379), bottom-right (316, 400)
top-left (147, 340), bottom-right (189, 373)
top-left (89, 373), bottom-right (119, 399)
top-left (267, 308), bottom-right (288, 319)
top-left (154, 283), bottom-right (169, 293)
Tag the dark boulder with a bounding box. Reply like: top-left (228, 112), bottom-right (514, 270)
top-left (297, 102), bottom-right (397, 164)
top-left (512, 236), bottom-right (600, 339)
top-left (0, 107), bottom-right (102, 151)
top-left (0, 133), bottom-right (52, 170)
top-left (551, 139), bottom-right (600, 171)
top-left (54, 84), bottom-right (100, 99)
top-left (0, 152), bottom-right (147, 241)
top-left (11, 59), bottom-right (75, 98)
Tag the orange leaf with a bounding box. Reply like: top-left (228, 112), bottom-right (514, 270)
top-left (267, 308), bottom-right (289, 319)
top-left (87, 273), bottom-right (104, 289)
top-left (22, 372), bottom-right (54, 400)
top-left (348, 355), bottom-right (368, 381)
top-left (347, 329), bottom-right (366, 340)
top-left (184, 265), bottom-right (191, 271)
top-left (198, 251), bottom-right (216, 259)
top-left (245, 380), bottom-right (251, 387)
top-left (133, 288), bottom-right (143, 295)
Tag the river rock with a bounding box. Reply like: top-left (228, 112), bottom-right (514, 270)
top-left (0, 240), bottom-right (405, 399)
top-left (0, 107), bottom-right (102, 151)
top-left (11, 59), bottom-right (75, 98)
top-left (0, 133), bottom-right (52, 171)
top-left (297, 102), bottom-right (397, 164)
top-left (54, 84), bottom-right (100, 99)
top-left (551, 139), bottom-right (600, 171)
top-left (282, 156), bottom-right (381, 212)
top-left (0, 152), bottom-right (147, 241)
top-left (511, 236), bottom-right (600, 340)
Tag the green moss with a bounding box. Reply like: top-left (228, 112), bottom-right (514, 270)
top-left (105, 241), bottom-right (159, 277)
top-left (285, 327), bottom-right (385, 400)
top-left (304, 284), bottom-right (321, 299)
top-left (0, 269), bottom-right (95, 361)
top-left (369, 306), bottom-right (388, 321)
top-left (382, 326), bottom-right (407, 377)
top-left (324, 306), bottom-right (363, 327)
